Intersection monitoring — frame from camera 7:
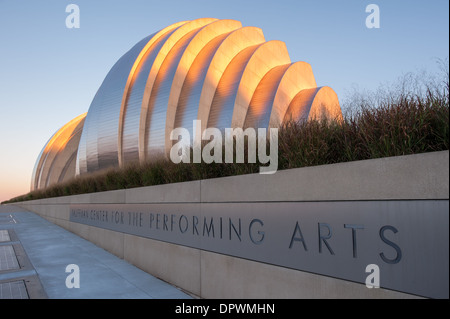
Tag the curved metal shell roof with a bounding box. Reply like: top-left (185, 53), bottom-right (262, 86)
top-left (32, 18), bottom-right (342, 190)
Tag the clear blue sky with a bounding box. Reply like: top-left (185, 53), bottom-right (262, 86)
top-left (0, 0), bottom-right (448, 202)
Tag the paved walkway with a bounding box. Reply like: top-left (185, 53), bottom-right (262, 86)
top-left (0, 205), bottom-right (191, 299)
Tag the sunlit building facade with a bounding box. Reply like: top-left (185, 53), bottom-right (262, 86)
top-left (31, 18), bottom-right (342, 191)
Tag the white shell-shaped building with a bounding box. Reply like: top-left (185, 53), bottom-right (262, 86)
top-left (31, 18), bottom-right (342, 191)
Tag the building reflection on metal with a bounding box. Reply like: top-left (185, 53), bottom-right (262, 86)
top-left (76, 34), bottom-right (155, 175)
top-left (32, 18), bottom-right (342, 190)
top-left (31, 113), bottom-right (86, 191)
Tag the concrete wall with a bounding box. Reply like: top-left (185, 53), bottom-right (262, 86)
top-left (13, 151), bottom-right (449, 298)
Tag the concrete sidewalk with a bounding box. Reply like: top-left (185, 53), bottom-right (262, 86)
top-left (0, 205), bottom-right (191, 299)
